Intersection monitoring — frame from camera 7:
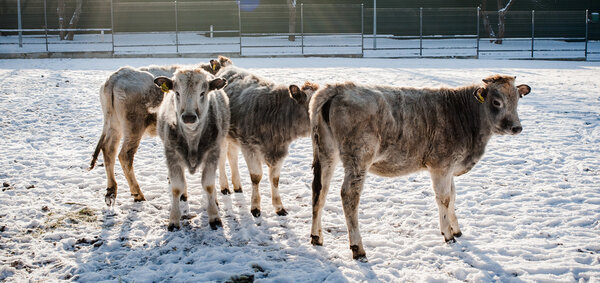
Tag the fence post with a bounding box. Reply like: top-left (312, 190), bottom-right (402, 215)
top-left (175, 1), bottom-right (179, 54)
top-left (585, 9), bottom-right (588, 61)
top-left (361, 3), bottom-right (364, 57)
top-left (44, 0), bottom-right (48, 52)
top-left (476, 6), bottom-right (480, 59)
top-left (373, 0), bottom-right (376, 49)
top-left (531, 10), bottom-right (535, 58)
top-left (111, 0), bottom-right (114, 54)
top-left (419, 7), bottom-right (423, 57)
top-left (301, 3), bottom-right (304, 55)
top-left (238, 1), bottom-right (242, 55)
top-left (17, 0), bottom-right (23, 47)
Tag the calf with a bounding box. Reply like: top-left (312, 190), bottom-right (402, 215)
top-left (154, 68), bottom-right (229, 231)
top-left (309, 75), bottom-right (531, 260)
top-left (89, 60), bottom-right (223, 206)
top-left (216, 57), bottom-right (319, 217)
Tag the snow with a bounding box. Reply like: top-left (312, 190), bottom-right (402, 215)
top-left (1, 57), bottom-right (600, 282)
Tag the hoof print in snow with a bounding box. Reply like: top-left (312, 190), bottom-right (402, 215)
top-left (276, 208), bottom-right (288, 216)
top-left (445, 237), bottom-right (457, 244)
top-left (221, 188), bottom-right (231, 195)
top-left (181, 213), bottom-right (197, 220)
top-left (209, 219), bottom-right (222, 230)
top-left (228, 274), bottom-right (254, 283)
top-left (167, 224), bottom-right (180, 231)
top-left (310, 235), bottom-right (322, 246)
top-left (0, 226), bottom-right (6, 232)
top-left (251, 209), bottom-right (261, 218)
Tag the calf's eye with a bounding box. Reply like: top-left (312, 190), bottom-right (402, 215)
top-left (493, 100), bottom-right (502, 107)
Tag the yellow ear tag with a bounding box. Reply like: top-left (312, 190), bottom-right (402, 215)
top-left (474, 89), bottom-right (485, 103)
top-left (160, 82), bottom-right (169, 93)
top-left (211, 62), bottom-right (216, 71)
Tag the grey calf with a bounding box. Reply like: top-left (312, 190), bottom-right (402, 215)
top-left (154, 68), bottom-right (229, 231)
top-left (310, 74), bottom-right (531, 260)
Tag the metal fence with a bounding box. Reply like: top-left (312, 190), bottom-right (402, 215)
top-left (1, 0), bottom-right (598, 60)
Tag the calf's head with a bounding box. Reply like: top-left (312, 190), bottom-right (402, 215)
top-left (289, 81), bottom-right (320, 106)
top-left (154, 69), bottom-right (227, 128)
top-left (474, 74), bottom-right (531, 135)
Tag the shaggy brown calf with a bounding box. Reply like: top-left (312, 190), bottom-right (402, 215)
top-left (90, 60), bottom-right (221, 206)
top-left (309, 75), bottom-right (531, 260)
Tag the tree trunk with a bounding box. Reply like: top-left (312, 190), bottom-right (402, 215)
top-left (57, 0), bottom-right (66, 40)
top-left (66, 0), bottom-right (83, 40)
top-left (480, 2), bottom-right (496, 42)
top-left (494, 0), bottom-right (515, 44)
top-left (287, 0), bottom-right (296, 41)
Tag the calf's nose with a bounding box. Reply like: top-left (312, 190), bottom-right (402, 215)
top-left (511, 126), bottom-right (522, 134)
top-left (182, 114), bottom-right (197, 124)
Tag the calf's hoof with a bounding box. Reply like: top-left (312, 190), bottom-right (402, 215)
top-left (233, 187), bottom-right (243, 193)
top-left (310, 235), bottom-right (323, 246)
top-left (209, 218), bottom-right (223, 230)
top-left (132, 194), bottom-right (146, 202)
top-left (105, 189), bottom-right (116, 207)
top-left (251, 208), bottom-right (261, 218)
top-left (167, 223), bottom-right (180, 231)
top-left (350, 245), bottom-right (367, 262)
top-left (276, 208), bottom-right (288, 216)
top-left (221, 188), bottom-right (231, 195)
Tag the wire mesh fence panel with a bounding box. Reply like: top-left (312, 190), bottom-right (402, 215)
top-left (421, 8), bottom-right (478, 57)
top-left (478, 10), bottom-right (535, 59)
top-left (176, 1), bottom-right (240, 54)
top-left (532, 11), bottom-right (586, 59)
top-left (301, 4), bottom-right (362, 56)
top-left (240, 3), bottom-right (301, 56)
top-left (113, 1), bottom-right (177, 54)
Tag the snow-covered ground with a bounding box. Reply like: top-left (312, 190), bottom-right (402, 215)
top-left (2, 32), bottom-right (599, 60)
top-left (0, 57), bottom-right (599, 282)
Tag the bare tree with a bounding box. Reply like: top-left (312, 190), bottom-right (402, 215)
top-left (480, 0), bottom-right (516, 44)
top-left (57, 0), bottom-right (67, 40)
top-left (57, 0), bottom-right (83, 40)
top-left (287, 0), bottom-right (296, 41)
top-left (66, 0), bottom-right (83, 40)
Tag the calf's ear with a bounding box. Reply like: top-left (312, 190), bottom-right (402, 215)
top-left (209, 78), bottom-right (227, 90)
top-left (209, 60), bottom-right (219, 72)
top-left (517, 84), bottom-right (531, 98)
top-left (473, 87), bottom-right (487, 103)
top-left (154, 76), bottom-right (173, 92)
top-left (289, 84), bottom-right (307, 104)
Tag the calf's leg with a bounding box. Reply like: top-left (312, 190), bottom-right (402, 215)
top-left (218, 142), bottom-right (231, 195)
top-left (103, 128), bottom-right (121, 206)
top-left (448, 179), bottom-right (462, 237)
top-left (267, 158), bottom-right (287, 216)
top-left (227, 141), bottom-right (243, 193)
top-left (341, 167), bottom-right (368, 261)
top-left (241, 147), bottom-right (263, 217)
top-left (118, 128), bottom-right (146, 202)
top-left (167, 164), bottom-right (186, 231)
top-left (429, 169), bottom-right (459, 242)
top-left (310, 151), bottom-right (337, 246)
top-left (202, 155), bottom-right (222, 229)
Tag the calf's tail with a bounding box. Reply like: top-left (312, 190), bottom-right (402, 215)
top-left (310, 85), bottom-right (336, 206)
top-left (89, 133), bottom-right (105, 170)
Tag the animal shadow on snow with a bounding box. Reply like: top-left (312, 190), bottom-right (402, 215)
top-left (75, 192), bottom-right (348, 281)
top-left (450, 238), bottom-right (521, 281)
